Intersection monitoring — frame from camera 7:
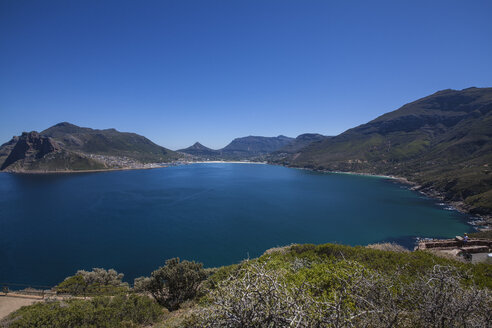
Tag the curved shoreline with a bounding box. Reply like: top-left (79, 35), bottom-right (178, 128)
top-left (185, 161), bottom-right (267, 165)
top-left (0, 161), bottom-right (268, 174)
top-left (287, 165), bottom-right (491, 232)
top-left (2, 161), bottom-right (489, 231)
top-left (0, 165), bottom-right (170, 174)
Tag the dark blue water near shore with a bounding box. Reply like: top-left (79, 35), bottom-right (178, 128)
top-left (0, 163), bottom-right (472, 286)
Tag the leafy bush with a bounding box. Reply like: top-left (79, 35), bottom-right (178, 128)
top-left (77, 268), bottom-right (124, 285)
top-left (134, 258), bottom-right (207, 310)
top-left (2, 295), bottom-right (162, 328)
top-left (56, 268), bottom-right (129, 296)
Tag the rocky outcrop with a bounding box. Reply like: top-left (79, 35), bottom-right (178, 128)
top-left (0, 136), bottom-right (19, 167)
top-left (0, 123), bottom-right (182, 172)
top-left (0, 132), bottom-right (60, 170)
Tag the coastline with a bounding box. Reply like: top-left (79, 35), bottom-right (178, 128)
top-left (288, 165), bottom-right (491, 232)
top-left (1, 165), bottom-right (170, 175)
top-left (0, 160), bottom-right (268, 175)
top-left (325, 170), bottom-right (413, 184)
top-left (185, 160), bottom-right (267, 165)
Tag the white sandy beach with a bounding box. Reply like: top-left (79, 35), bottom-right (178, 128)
top-left (185, 161), bottom-right (267, 164)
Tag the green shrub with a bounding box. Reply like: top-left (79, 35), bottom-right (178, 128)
top-left (134, 258), bottom-right (207, 311)
top-left (282, 243), bottom-right (492, 288)
top-left (205, 243), bottom-right (492, 290)
top-left (56, 268), bottom-right (129, 296)
top-left (2, 295), bottom-right (162, 328)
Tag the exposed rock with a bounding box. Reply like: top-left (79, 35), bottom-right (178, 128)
top-left (0, 136), bottom-right (19, 168)
top-left (0, 132), bottom-right (60, 170)
top-left (0, 122), bottom-right (183, 172)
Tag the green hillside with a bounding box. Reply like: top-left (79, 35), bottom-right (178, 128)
top-left (277, 133), bottom-right (328, 153)
top-left (280, 87), bottom-right (492, 215)
top-left (0, 122), bottom-right (181, 172)
top-left (41, 122), bottom-right (180, 163)
top-left (220, 135), bottom-right (294, 158)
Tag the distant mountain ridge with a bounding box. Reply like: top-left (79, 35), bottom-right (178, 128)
top-left (0, 122), bottom-right (180, 172)
top-left (276, 133), bottom-right (329, 154)
top-left (280, 87), bottom-right (492, 216)
top-left (220, 135), bottom-right (294, 158)
top-left (178, 135), bottom-right (299, 159)
top-left (177, 142), bottom-right (219, 157)
top-left (1, 123), bottom-right (326, 171)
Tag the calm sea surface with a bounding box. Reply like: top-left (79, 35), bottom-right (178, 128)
top-left (0, 163), bottom-right (472, 286)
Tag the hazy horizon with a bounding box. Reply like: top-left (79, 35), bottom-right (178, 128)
top-left (1, 0), bottom-right (492, 149)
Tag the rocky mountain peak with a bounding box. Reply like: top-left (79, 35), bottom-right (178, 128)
top-left (0, 131), bottom-right (60, 170)
top-left (191, 142), bottom-right (207, 149)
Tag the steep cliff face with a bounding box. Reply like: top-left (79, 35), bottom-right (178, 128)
top-left (0, 122), bottom-right (183, 172)
top-left (0, 136), bottom-right (19, 168)
top-left (0, 132), bottom-right (60, 170)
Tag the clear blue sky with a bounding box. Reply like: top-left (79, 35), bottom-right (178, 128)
top-left (1, 0), bottom-right (491, 150)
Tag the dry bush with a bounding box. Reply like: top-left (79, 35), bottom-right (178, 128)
top-left (186, 261), bottom-right (399, 328)
top-left (409, 265), bottom-right (492, 328)
top-left (185, 262), bottom-right (322, 327)
top-left (185, 261), bottom-right (491, 328)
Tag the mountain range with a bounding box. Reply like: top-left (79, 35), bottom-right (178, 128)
top-left (178, 135), bottom-right (300, 159)
top-left (0, 87), bottom-right (490, 217)
top-left (272, 133), bottom-right (329, 154)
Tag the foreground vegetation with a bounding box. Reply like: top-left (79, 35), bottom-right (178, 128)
top-left (1, 295), bottom-right (162, 328)
top-left (2, 243), bottom-right (491, 328)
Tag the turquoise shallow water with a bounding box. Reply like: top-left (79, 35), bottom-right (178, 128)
top-left (0, 163), bottom-right (472, 286)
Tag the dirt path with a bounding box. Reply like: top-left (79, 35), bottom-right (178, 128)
top-left (0, 295), bottom-right (42, 320)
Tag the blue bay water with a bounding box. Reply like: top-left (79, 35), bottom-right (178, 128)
top-left (0, 163), bottom-right (472, 286)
